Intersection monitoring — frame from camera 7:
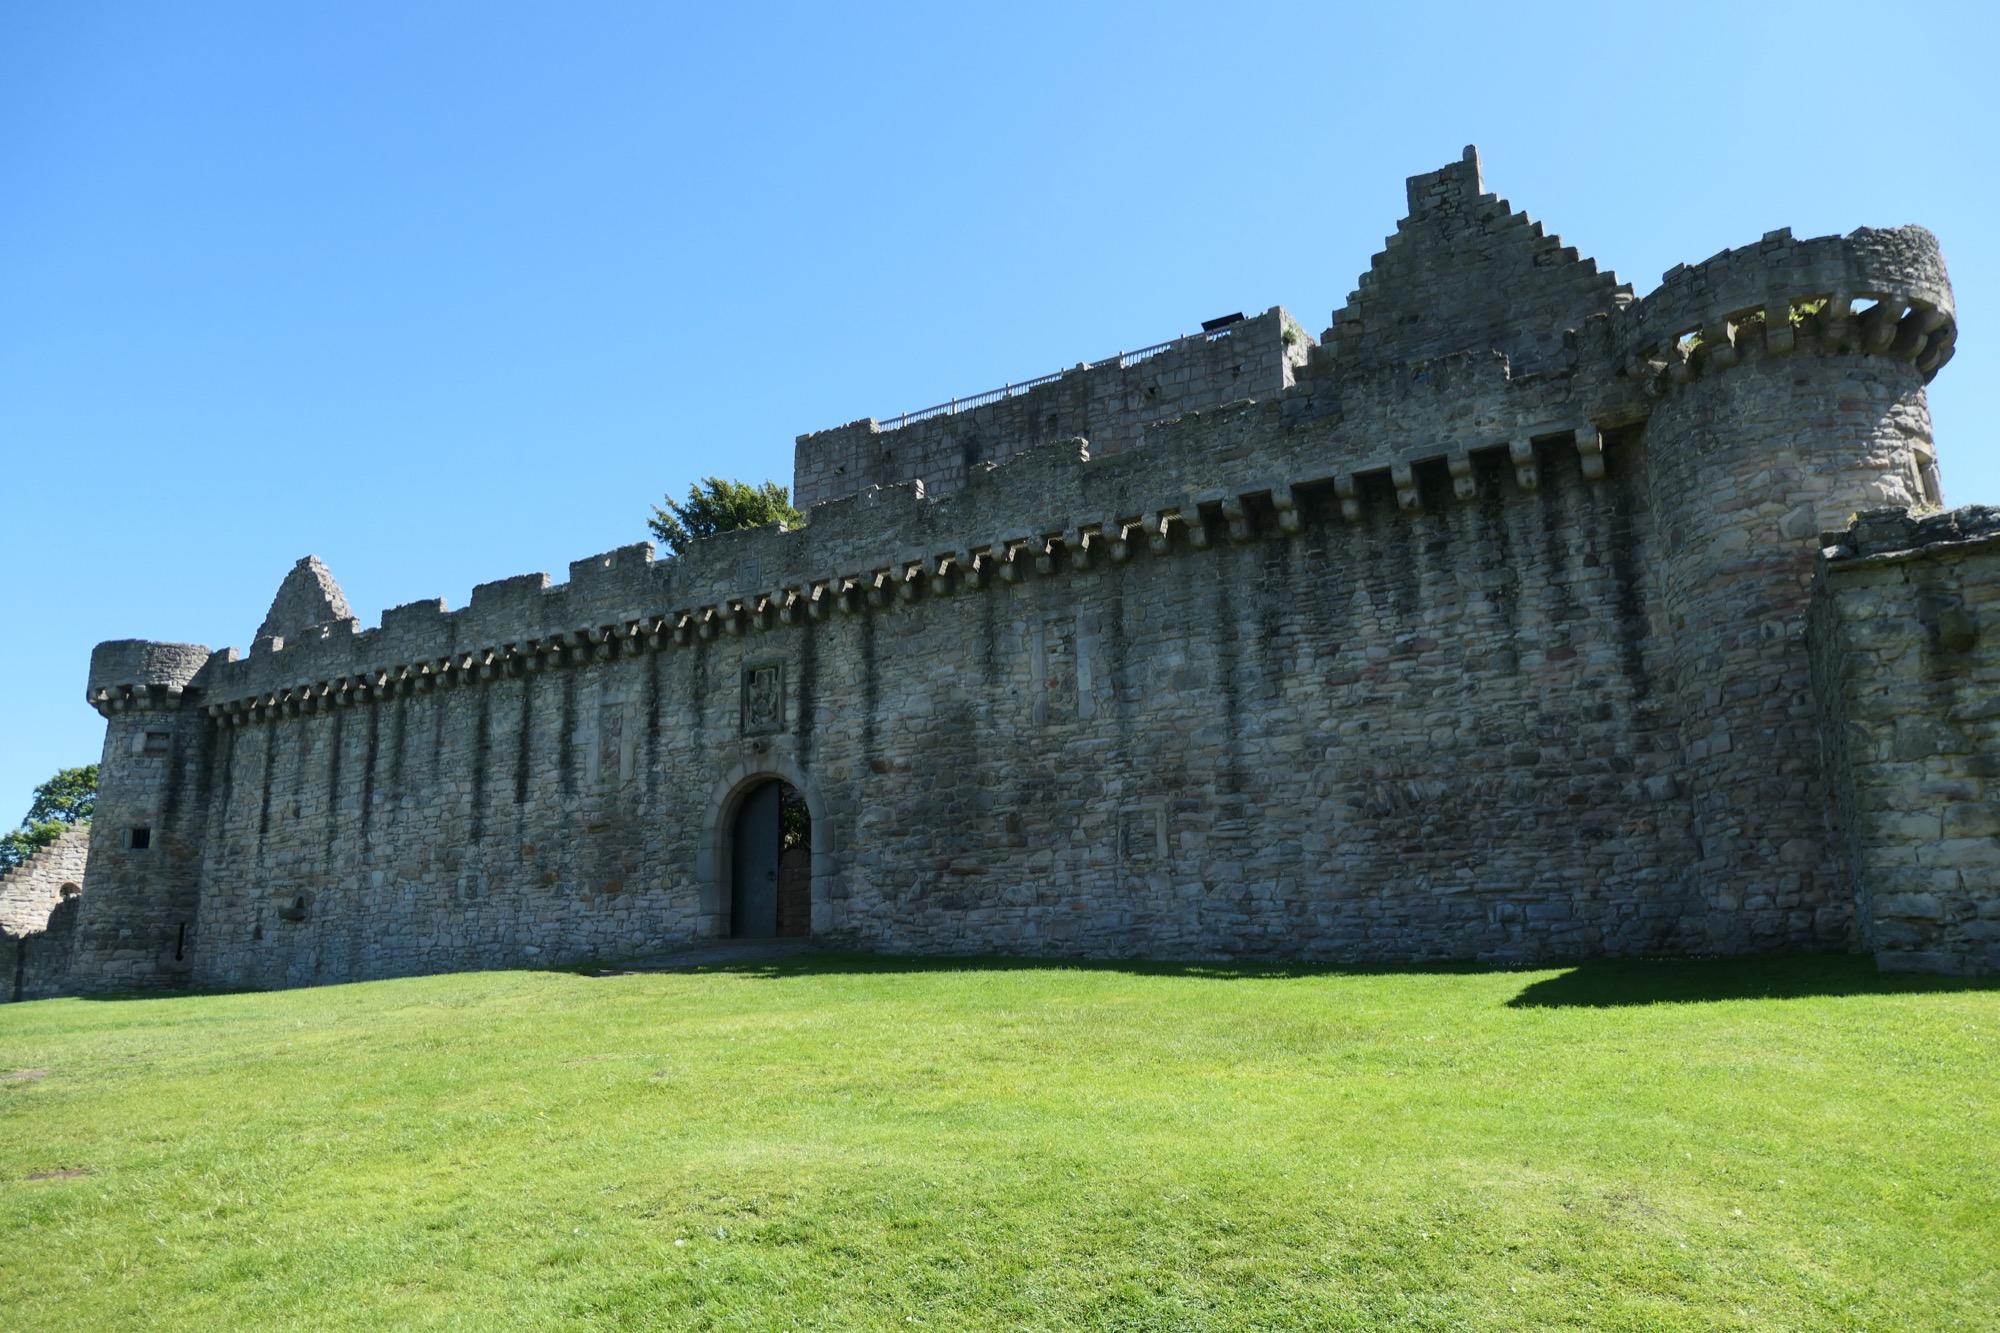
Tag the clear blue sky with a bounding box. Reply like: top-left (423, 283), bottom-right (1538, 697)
top-left (3, 2), bottom-right (1996, 818)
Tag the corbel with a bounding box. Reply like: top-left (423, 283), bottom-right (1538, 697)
top-left (1859, 299), bottom-right (1903, 355)
top-left (866, 572), bottom-right (891, 609)
top-left (1916, 321), bottom-right (1956, 376)
top-left (1819, 292), bottom-right (1854, 354)
top-left (1392, 462), bottom-right (1420, 513)
top-left (1270, 485), bottom-right (1302, 534)
top-left (1575, 425), bottom-right (1605, 481)
top-left (1891, 304), bottom-right (1946, 362)
top-left (960, 549), bottom-right (988, 591)
top-left (1448, 452), bottom-right (1476, 501)
top-left (1143, 510), bottom-right (1176, 555)
top-left (1702, 320), bottom-right (1739, 373)
top-left (1764, 295), bottom-right (1796, 356)
top-left (1066, 527), bottom-right (1094, 571)
top-left (1666, 338), bottom-right (1694, 386)
top-left (1335, 474), bottom-right (1361, 523)
top-left (1509, 439), bottom-right (1539, 492)
top-left (1220, 497), bottom-right (1252, 542)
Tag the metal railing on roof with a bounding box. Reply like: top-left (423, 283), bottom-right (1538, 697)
top-left (875, 324), bottom-right (1239, 432)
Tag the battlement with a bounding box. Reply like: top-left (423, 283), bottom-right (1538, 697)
top-left (58, 146), bottom-right (1991, 995)
top-left (1617, 225), bottom-right (1955, 395)
top-left (87, 640), bottom-right (222, 715)
top-left (792, 306), bottom-right (1313, 509)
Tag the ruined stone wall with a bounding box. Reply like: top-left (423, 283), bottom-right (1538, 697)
top-left (55, 149), bottom-right (1976, 992)
top-left (793, 307), bottom-right (1313, 509)
top-left (0, 825), bottom-right (89, 1003)
top-left (10, 898), bottom-right (80, 1003)
top-left (1811, 506), bottom-right (2000, 974)
top-left (0, 822), bottom-right (88, 937)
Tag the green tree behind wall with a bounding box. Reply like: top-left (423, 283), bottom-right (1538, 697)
top-left (648, 478), bottom-right (802, 557)
top-left (0, 764), bottom-right (97, 874)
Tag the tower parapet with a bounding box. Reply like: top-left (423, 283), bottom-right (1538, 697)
top-left (1634, 220), bottom-right (1955, 949)
top-left (1617, 224), bottom-right (1956, 397)
top-left (45, 147), bottom-right (1991, 992)
top-left (67, 639), bottom-right (224, 992)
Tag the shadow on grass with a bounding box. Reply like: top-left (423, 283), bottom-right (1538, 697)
top-left (48, 949), bottom-right (2000, 1011)
top-left (580, 946), bottom-right (2000, 1007)
top-left (72, 984), bottom-right (267, 1003)
top-left (1506, 952), bottom-right (2000, 1007)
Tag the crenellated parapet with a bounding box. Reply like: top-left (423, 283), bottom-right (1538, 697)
top-left (86, 640), bottom-right (223, 718)
top-left (182, 399), bottom-right (1640, 732)
top-left (59, 145), bottom-right (1989, 990)
top-left (1616, 225), bottom-right (1956, 395)
top-left (792, 307), bottom-right (1313, 509)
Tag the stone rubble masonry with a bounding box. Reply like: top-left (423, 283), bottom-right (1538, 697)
top-left (1811, 506), bottom-right (2000, 974)
top-left (792, 306), bottom-right (1315, 509)
top-left (0, 822), bottom-right (89, 1002)
top-left (38, 146), bottom-right (1988, 1000)
top-left (256, 555), bottom-right (355, 650)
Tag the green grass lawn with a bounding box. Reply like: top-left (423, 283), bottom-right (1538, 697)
top-left (1, 953), bottom-right (1994, 1331)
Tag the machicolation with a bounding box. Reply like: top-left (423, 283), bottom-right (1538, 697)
top-left (24, 146), bottom-right (1995, 999)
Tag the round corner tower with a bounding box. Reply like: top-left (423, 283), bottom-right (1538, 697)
top-left (68, 638), bottom-right (220, 991)
top-left (1629, 224), bottom-right (1956, 951)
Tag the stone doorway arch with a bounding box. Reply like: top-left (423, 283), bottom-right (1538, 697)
top-left (728, 778), bottom-right (811, 939)
top-left (700, 757), bottom-right (833, 939)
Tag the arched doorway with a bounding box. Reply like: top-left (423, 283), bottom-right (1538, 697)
top-left (730, 779), bottom-right (812, 938)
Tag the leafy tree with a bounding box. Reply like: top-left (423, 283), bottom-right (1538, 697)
top-left (648, 478), bottom-right (802, 556)
top-left (26, 765), bottom-right (96, 825)
top-left (0, 764), bottom-right (96, 874)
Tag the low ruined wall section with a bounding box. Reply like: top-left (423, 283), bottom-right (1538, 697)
top-left (1812, 506), bottom-right (2000, 974)
top-left (0, 822), bottom-right (89, 937)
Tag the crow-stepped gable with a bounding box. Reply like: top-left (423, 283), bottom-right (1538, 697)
top-left (31, 148), bottom-right (1995, 1000)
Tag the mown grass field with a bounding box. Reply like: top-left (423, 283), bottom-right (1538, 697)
top-left (0, 952), bottom-right (1994, 1331)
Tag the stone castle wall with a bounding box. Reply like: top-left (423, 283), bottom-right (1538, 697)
top-left (1811, 506), bottom-right (2000, 974)
top-left (0, 821), bottom-right (88, 937)
top-left (53, 147), bottom-right (1992, 995)
top-left (792, 307), bottom-right (1313, 509)
top-left (1, 823), bottom-right (90, 1003)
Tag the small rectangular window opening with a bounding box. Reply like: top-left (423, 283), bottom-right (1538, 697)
top-left (125, 827), bottom-right (151, 851)
top-left (175, 923), bottom-right (186, 961)
top-left (142, 730), bottom-right (172, 756)
top-left (1915, 452), bottom-right (1945, 508)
